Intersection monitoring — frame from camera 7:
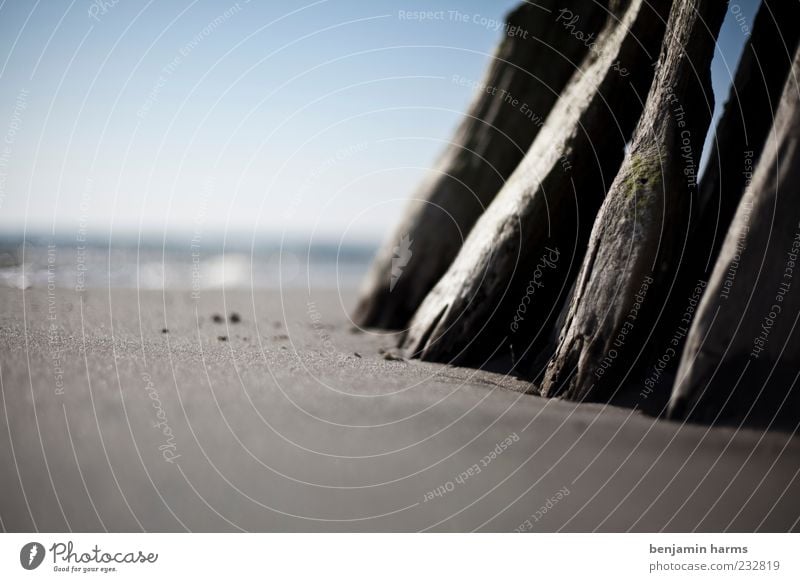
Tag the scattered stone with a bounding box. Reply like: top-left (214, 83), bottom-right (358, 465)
top-left (229, 312), bottom-right (241, 324)
top-left (354, 352), bottom-right (362, 358)
top-left (212, 314), bottom-right (224, 323)
top-left (217, 335), bottom-right (228, 342)
top-left (161, 328), bottom-right (169, 334)
top-left (382, 351), bottom-right (405, 362)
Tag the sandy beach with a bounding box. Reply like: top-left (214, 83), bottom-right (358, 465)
top-left (1, 286), bottom-right (799, 532)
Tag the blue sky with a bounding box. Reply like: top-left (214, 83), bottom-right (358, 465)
top-left (0, 0), bottom-right (760, 245)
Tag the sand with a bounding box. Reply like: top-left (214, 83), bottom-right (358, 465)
top-left (1, 286), bottom-right (798, 532)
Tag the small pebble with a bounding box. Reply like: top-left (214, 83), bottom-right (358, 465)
top-left (217, 335), bottom-right (228, 342)
top-left (212, 314), bottom-right (224, 323)
top-left (161, 328), bottom-right (169, 334)
top-left (382, 352), bottom-right (405, 361)
top-left (229, 312), bottom-right (241, 323)
top-left (354, 352), bottom-right (362, 358)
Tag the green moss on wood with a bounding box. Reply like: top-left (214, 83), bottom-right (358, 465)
top-left (621, 149), bottom-right (663, 213)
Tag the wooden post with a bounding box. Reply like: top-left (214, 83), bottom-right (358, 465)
top-left (540, 0), bottom-right (729, 402)
top-left (630, 0), bottom-right (800, 414)
top-left (669, 43), bottom-right (800, 428)
top-left (403, 0), bottom-right (672, 366)
top-left (352, 0), bottom-right (610, 329)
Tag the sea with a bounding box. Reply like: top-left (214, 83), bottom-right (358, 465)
top-left (0, 231), bottom-right (377, 292)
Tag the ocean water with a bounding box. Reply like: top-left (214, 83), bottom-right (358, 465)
top-left (0, 233), bottom-right (376, 291)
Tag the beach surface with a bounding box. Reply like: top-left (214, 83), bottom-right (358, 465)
top-left (1, 287), bottom-right (799, 532)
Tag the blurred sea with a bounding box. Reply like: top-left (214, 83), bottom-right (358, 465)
top-left (0, 232), bottom-right (376, 291)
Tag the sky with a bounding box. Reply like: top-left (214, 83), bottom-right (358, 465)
top-left (0, 0), bottom-right (760, 246)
